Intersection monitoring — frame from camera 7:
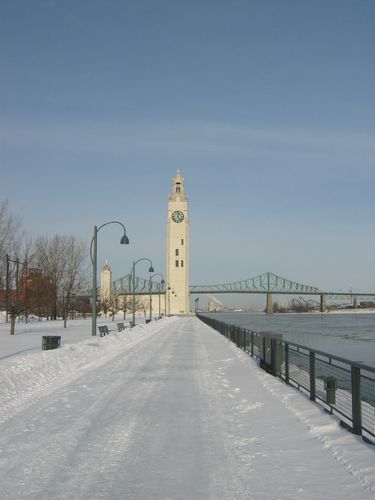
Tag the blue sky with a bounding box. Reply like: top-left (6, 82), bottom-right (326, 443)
top-left (1, 0), bottom-right (374, 305)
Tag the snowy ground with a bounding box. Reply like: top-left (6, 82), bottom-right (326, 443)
top-left (0, 316), bottom-right (374, 499)
top-left (0, 314), bottom-right (137, 361)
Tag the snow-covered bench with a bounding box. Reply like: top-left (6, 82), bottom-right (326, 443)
top-left (98, 325), bottom-right (110, 337)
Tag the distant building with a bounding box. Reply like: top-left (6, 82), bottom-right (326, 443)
top-left (100, 260), bottom-right (112, 301)
top-left (0, 268), bottom-right (52, 315)
top-left (360, 301), bottom-right (375, 308)
top-left (208, 299), bottom-right (224, 312)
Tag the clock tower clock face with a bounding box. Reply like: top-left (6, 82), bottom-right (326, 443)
top-left (171, 210), bottom-right (184, 223)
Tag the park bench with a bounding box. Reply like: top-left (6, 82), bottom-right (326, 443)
top-left (98, 323), bottom-right (128, 337)
top-left (98, 325), bottom-right (110, 337)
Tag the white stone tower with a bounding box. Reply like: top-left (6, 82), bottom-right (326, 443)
top-left (100, 260), bottom-right (112, 301)
top-left (167, 170), bottom-right (189, 314)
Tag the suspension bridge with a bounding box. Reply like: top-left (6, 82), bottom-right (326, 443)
top-left (112, 271), bottom-right (375, 314)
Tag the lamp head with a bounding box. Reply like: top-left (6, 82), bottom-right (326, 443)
top-left (120, 234), bottom-right (129, 245)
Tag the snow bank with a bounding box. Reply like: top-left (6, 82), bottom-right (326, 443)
top-left (0, 317), bottom-right (177, 425)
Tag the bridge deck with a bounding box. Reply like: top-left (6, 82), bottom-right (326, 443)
top-left (113, 271), bottom-right (374, 297)
top-left (0, 317), bottom-right (373, 498)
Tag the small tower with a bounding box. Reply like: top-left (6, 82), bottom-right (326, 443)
top-left (100, 260), bottom-right (112, 301)
top-left (166, 170), bottom-right (189, 314)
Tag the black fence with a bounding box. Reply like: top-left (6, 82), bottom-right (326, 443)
top-left (197, 314), bottom-right (375, 442)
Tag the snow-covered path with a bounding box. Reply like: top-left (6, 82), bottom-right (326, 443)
top-left (0, 317), bottom-right (374, 499)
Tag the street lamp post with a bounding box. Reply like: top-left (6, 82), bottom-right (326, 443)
top-left (194, 298), bottom-right (199, 314)
top-left (131, 258), bottom-right (154, 327)
top-left (90, 221), bottom-right (129, 336)
top-left (167, 286), bottom-right (170, 316)
top-left (149, 273), bottom-right (165, 320)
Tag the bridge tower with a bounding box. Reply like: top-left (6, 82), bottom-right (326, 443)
top-left (167, 170), bottom-right (189, 314)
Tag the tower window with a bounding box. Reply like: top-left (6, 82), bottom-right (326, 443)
top-left (175, 260), bottom-right (179, 267)
top-left (175, 249), bottom-right (179, 256)
top-left (181, 260), bottom-right (184, 267)
top-left (176, 186), bottom-right (181, 193)
top-left (181, 239), bottom-right (184, 245)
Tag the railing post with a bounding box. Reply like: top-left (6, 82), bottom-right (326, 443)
top-left (243, 330), bottom-right (247, 350)
top-left (262, 336), bottom-right (266, 366)
top-left (271, 338), bottom-right (276, 376)
top-left (309, 352), bottom-right (316, 401)
top-left (251, 331), bottom-right (254, 357)
top-left (351, 366), bottom-right (362, 435)
top-left (285, 343), bottom-right (289, 384)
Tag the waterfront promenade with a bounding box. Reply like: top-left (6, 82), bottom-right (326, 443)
top-left (0, 316), bottom-right (374, 499)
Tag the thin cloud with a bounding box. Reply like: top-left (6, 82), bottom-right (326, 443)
top-left (2, 119), bottom-right (374, 162)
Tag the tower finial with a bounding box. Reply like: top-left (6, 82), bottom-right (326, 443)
top-left (170, 170), bottom-right (186, 201)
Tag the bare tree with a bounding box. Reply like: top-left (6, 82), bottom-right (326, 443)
top-left (27, 271), bottom-right (54, 320)
top-left (34, 235), bottom-right (88, 326)
top-left (0, 200), bottom-right (23, 262)
top-left (98, 296), bottom-right (110, 318)
top-left (34, 235), bottom-right (66, 320)
top-left (4, 257), bottom-right (27, 335)
top-left (120, 293), bottom-right (128, 320)
top-left (124, 294), bottom-right (144, 317)
top-left (107, 288), bottom-right (122, 321)
top-left (60, 236), bottom-right (87, 327)
top-left (0, 200), bottom-right (24, 295)
top-left (99, 291), bottom-right (134, 321)
top-left (0, 200), bottom-right (34, 333)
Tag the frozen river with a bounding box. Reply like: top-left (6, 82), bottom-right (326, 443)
top-left (202, 312), bottom-right (375, 367)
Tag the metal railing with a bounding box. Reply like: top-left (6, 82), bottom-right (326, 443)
top-left (197, 314), bottom-right (375, 441)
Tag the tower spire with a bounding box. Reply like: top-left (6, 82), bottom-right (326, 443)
top-left (170, 170), bottom-right (187, 202)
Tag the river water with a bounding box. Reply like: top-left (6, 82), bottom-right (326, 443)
top-left (202, 312), bottom-right (375, 368)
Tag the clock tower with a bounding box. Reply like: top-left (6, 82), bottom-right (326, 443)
top-left (167, 170), bottom-right (189, 314)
